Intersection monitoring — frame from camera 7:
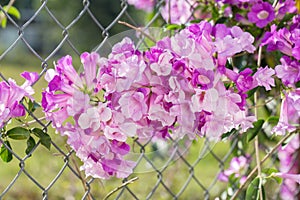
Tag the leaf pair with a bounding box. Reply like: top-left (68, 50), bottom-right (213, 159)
top-left (0, 5), bottom-right (21, 28)
top-left (0, 127), bottom-right (51, 163)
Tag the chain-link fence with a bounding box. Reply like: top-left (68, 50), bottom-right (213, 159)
top-left (0, 1), bottom-right (287, 199)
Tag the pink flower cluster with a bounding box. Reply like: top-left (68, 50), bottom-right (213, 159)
top-left (262, 16), bottom-right (300, 87)
top-left (42, 21), bottom-right (262, 179)
top-left (0, 72), bottom-right (38, 128)
top-left (219, 0), bottom-right (296, 28)
top-left (277, 135), bottom-right (300, 199)
top-left (128, 0), bottom-right (296, 28)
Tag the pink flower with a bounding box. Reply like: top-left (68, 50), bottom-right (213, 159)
top-left (160, 0), bottom-right (197, 24)
top-left (275, 56), bottom-right (300, 86)
top-left (150, 51), bottom-right (173, 76)
top-left (247, 2), bottom-right (275, 28)
top-left (80, 52), bottom-right (99, 91)
top-left (127, 0), bottom-right (155, 12)
top-left (274, 173), bottom-right (300, 184)
top-left (277, 135), bottom-right (300, 199)
top-left (192, 68), bottom-right (214, 90)
top-left (253, 66), bottom-right (275, 91)
top-left (219, 155), bottom-right (251, 184)
top-left (0, 72), bottom-right (37, 128)
top-left (272, 89), bottom-right (300, 135)
top-left (119, 91), bottom-right (148, 121)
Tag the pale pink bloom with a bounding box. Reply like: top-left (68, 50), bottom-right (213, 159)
top-left (80, 52), bottom-right (99, 91)
top-left (253, 66), bottom-right (275, 91)
top-left (148, 104), bottom-right (176, 127)
top-left (275, 56), bottom-right (300, 86)
top-left (150, 51), bottom-right (173, 76)
top-left (161, 0), bottom-right (196, 24)
top-left (119, 91), bottom-right (148, 121)
top-left (219, 155), bottom-right (251, 184)
top-left (274, 173), bottom-right (300, 184)
top-left (127, 0), bottom-right (155, 12)
top-left (272, 89), bottom-right (300, 135)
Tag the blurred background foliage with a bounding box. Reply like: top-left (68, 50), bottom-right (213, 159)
top-left (0, 0), bottom-right (146, 67)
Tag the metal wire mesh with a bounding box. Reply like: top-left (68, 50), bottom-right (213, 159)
top-left (0, 1), bottom-right (286, 199)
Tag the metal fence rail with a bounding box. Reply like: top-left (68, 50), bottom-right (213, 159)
top-left (0, 1), bottom-right (283, 199)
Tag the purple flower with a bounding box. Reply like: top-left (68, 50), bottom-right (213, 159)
top-left (192, 68), bottom-right (214, 90)
top-left (272, 89), bottom-right (300, 135)
top-left (274, 173), bottom-right (300, 184)
top-left (219, 155), bottom-right (251, 184)
top-left (277, 135), bottom-right (300, 199)
top-left (261, 25), bottom-right (293, 56)
top-left (253, 66), bottom-right (275, 91)
top-left (277, 0), bottom-right (297, 20)
top-left (213, 25), bottom-right (255, 66)
top-left (225, 68), bottom-right (255, 93)
top-left (247, 2), bottom-right (275, 28)
top-left (0, 72), bottom-right (36, 128)
top-left (275, 56), bottom-right (300, 86)
top-left (160, 0), bottom-right (197, 24)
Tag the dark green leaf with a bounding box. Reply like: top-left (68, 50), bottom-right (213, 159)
top-left (267, 116), bottom-right (279, 126)
top-left (295, 81), bottom-right (300, 88)
top-left (221, 128), bottom-right (238, 140)
top-left (0, 141), bottom-right (13, 162)
top-left (246, 177), bottom-right (260, 200)
top-left (277, 13), bottom-right (294, 29)
top-left (247, 119), bottom-right (265, 143)
top-left (215, 17), bottom-right (227, 24)
top-left (32, 128), bottom-right (51, 150)
top-left (25, 136), bottom-right (36, 155)
top-left (7, 127), bottom-right (30, 140)
top-left (28, 100), bottom-right (41, 113)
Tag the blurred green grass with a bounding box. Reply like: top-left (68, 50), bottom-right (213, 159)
top-left (0, 61), bottom-right (233, 199)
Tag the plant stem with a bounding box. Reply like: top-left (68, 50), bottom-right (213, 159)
top-left (254, 92), bottom-right (264, 200)
top-left (118, 21), bottom-right (157, 43)
top-left (66, 146), bottom-right (93, 200)
top-left (103, 177), bottom-right (139, 200)
top-left (254, 45), bottom-right (264, 200)
top-left (230, 130), bottom-right (296, 200)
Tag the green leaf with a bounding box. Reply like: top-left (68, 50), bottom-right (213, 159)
top-left (262, 168), bottom-right (282, 184)
top-left (267, 116), bottom-right (279, 126)
top-left (28, 100), bottom-right (41, 113)
top-left (215, 17), bottom-right (227, 24)
top-left (1, 16), bottom-right (7, 28)
top-left (295, 81), bottom-right (300, 88)
top-left (3, 6), bottom-right (21, 19)
top-left (0, 141), bottom-right (13, 162)
top-left (221, 128), bottom-right (238, 140)
top-left (25, 136), bottom-right (36, 155)
top-left (32, 128), bottom-right (51, 150)
top-left (246, 177), bottom-right (260, 200)
top-left (7, 127), bottom-right (30, 140)
top-left (164, 24), bottom-right (184, 31)
top-left (247, 119), bottom-right (265, 143)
